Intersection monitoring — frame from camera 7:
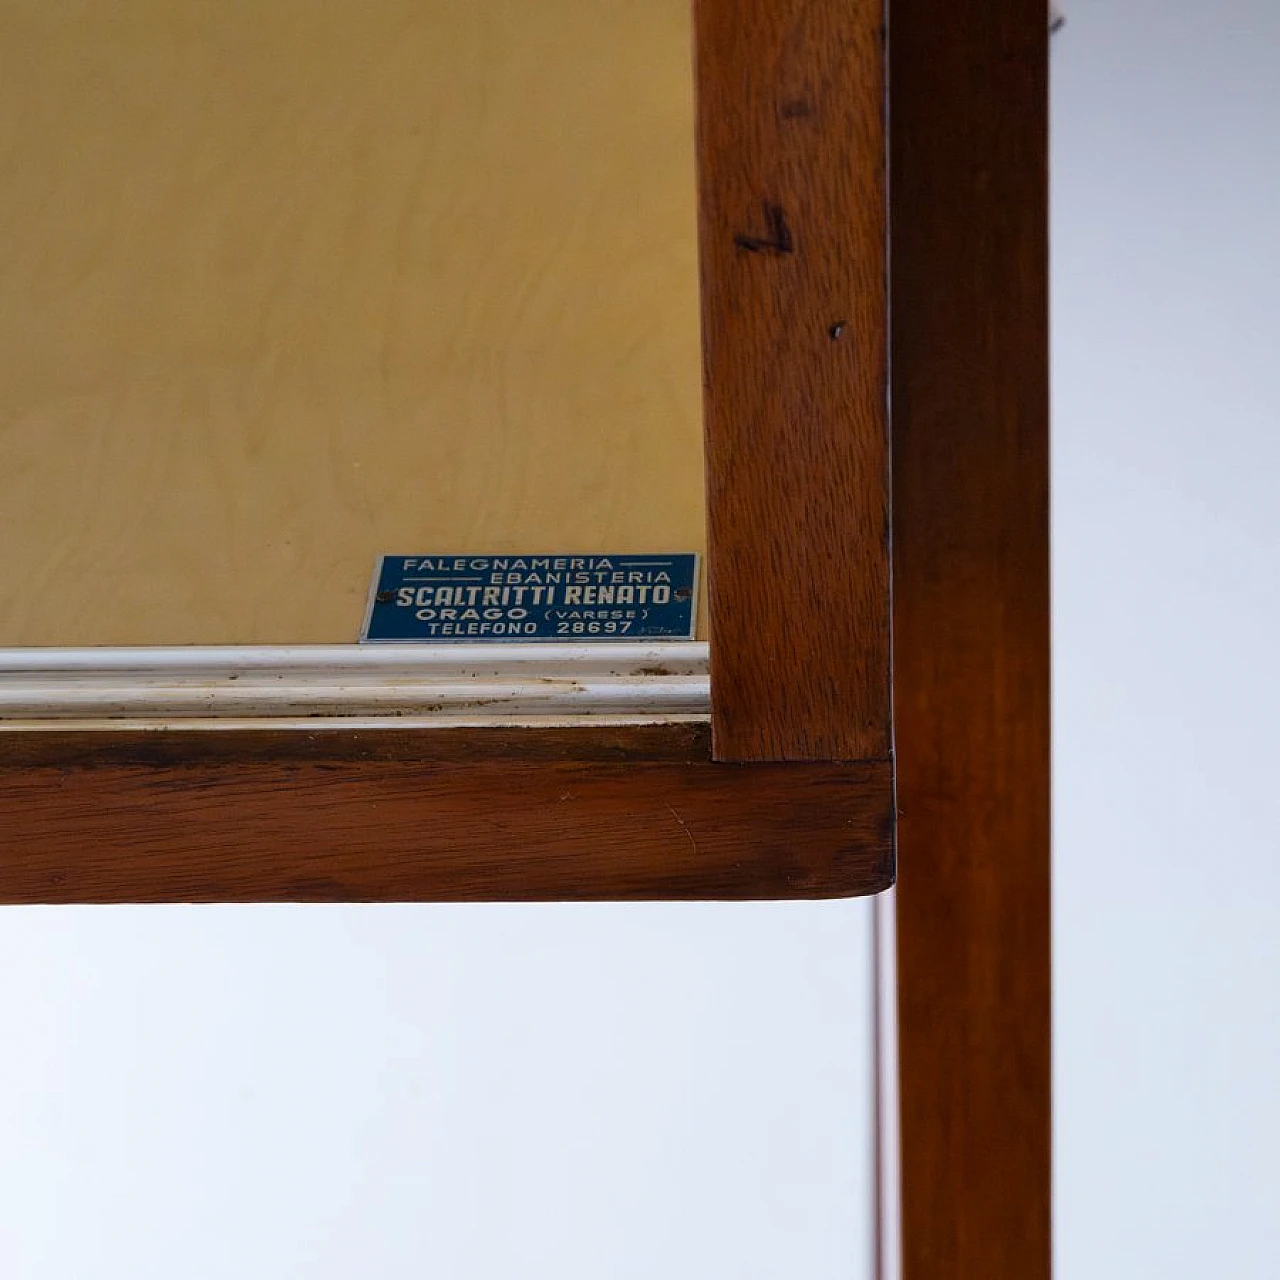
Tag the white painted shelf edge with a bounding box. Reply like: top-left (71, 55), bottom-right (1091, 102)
top-left (0, 642), bottom-right (711, 730)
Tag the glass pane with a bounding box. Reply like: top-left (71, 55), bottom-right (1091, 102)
top-left (0, 1), bottom-right (703, 645)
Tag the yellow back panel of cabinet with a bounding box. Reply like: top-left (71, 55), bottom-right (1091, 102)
top-left (0, 0), bottom-right (701, 645)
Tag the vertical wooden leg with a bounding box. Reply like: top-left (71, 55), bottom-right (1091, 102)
top-left (890, 0), bottom-right (1052, 1274)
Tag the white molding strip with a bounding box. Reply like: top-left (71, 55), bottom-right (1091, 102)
top-left (0, 643), bottom-right (710, 730)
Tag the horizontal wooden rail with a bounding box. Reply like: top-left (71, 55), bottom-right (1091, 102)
top-left (0, 725), bottom-right (894, 903)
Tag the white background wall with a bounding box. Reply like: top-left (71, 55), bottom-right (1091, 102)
top-left (1053, 1), bottom-right (1280, 1274)
top-left (0, 902), bottom-right (876, 1279)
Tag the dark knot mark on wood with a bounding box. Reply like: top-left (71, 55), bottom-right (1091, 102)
top-left (734, 203), bottom-right (794, 255)
top-left (779, 98), bottom-right (813, 119)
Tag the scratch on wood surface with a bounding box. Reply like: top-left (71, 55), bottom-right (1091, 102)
top-left (668, 803), bottom-right (699, 856)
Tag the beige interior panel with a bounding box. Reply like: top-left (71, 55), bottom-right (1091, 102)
top-left (0, 0), bottom-right (702, 645)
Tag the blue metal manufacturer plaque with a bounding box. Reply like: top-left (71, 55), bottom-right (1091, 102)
top-left (361, 554), bottom-right (698, 642)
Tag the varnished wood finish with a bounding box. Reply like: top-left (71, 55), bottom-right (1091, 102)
top-left (0, 722), bottom-right (714, 768)
top-left (0, 726), bottom-right (893, 902)
top-left (694, 0), bottom-right (889, 761)
top-left (890, 0), bottom-right (1051, 1275)
top-left (0, 1), bottom-right (903, 907)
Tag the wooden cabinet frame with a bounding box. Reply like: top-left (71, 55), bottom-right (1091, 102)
top-left (0, 0), bottom-right (1049, 1275)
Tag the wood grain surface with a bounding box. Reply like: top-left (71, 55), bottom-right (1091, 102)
top-left (890, 0), bottom-right (1052, 1274)
top-left (0, 0), bottom-right (704, 645)
top-left (694, 0), bottom-right (889, 761)
top-left (0, 726), bottom-right (894, 902)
